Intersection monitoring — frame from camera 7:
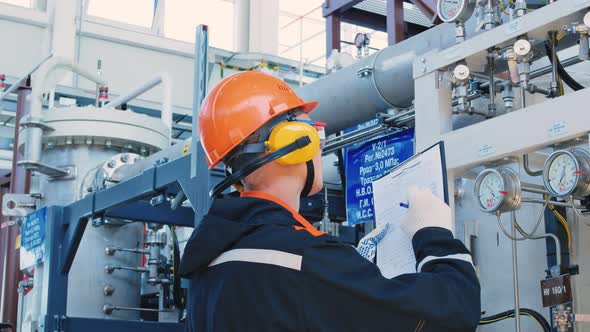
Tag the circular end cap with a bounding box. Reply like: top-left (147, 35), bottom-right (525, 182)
top-left (453, 64), bottom-right (471, 81)
top-left (514, 39), bottom-right (532, 56)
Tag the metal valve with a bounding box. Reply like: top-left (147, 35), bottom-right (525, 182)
top-left (452, 64), bottom-right (472, 114)
top-left (564, 12), bottom-right (590, 60)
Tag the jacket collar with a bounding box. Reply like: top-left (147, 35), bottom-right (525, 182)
top-left (240, 191), bottom-right (324, 236)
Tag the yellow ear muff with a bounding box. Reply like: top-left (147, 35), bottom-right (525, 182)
top-left (266, 121), bottom-right (320, 165)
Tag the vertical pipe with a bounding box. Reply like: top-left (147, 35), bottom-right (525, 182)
top-left (191, 24), bottom-right (209, 180)
top-left (95, 59), bottom-right (102, 107)
top-left (299, 18), bottom-right (304, 87)
top-left (0, 78), bottom-right (32, 327)
top-left (488, 52), bottom-right (496, 117)
top-left (234, 0), bottom-right (250, 52)
top-left (511, 212), bottom-right (521, 332)
top-left (579, 34), bottom-right (590, 61)
top-left (520, 86), bottom-right (526, 109)
top-left (550, 31), bottom-right (559, 97)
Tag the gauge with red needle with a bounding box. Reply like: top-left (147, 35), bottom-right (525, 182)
top-left (474, 168), bottom-right (522, 213)
top-left (437, 0), bottom-right (476, 23)
top-left (543, 149), bottom-right (590, 198)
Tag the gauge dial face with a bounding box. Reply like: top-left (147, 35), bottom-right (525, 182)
top-left (438, 0), bottom-right (464, 21)
top-left (547, 153), bottom-right (579, 196)
top-left (478, 171), bottom-right (505, 211)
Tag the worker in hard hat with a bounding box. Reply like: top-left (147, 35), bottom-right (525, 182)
top-left (179, 71), bottom-right (480, 332)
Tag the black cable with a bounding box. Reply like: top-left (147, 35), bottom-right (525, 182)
top-left (545, 40), bottom-right (585, 91)
top-left (169, 225), bottom-right (184, 310)
top-left (480, 308), bottom-right (550, 332)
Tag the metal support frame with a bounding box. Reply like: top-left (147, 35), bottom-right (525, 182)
top-left (387, 0), bottom-right (405, 45)
top-left (413, 0), bottom-right (590, 174)
top-left (325, 13), bottom-right (342, 58)
top-left (40, 154), bottom-right (199, 331)
top-left (323, 0), bottom-right (436, 57)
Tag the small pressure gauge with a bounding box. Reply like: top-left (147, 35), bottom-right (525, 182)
top-left (437, 0), bottom-right (476, 23)
top-left (474, 168), bottom-right (522, 213)
top-left (354, 33), bottom-right (370, 49)
top-left (543, 149), bottom-right (590, 198)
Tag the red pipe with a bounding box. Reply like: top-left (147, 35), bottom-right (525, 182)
top-left (0, 78), bottom-right (31, 326)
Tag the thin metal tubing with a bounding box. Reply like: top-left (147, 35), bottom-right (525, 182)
top-left (104, 73), bottom-right (173, 135)
top-left (510, 212), bottom-right (521, 332)
top-left (476, 57), bottom-right (580, 90)
top-left (523, 155), bottom-right (543, 176)
top-left (530, 57), bottom-right (582, 80)
top-left (550, 31), bottom-right (560, 96)
top-left (496, 199), bottom-right (549, 242)
top-left (383, 110), bottom-right (415, 123)
top-left (108, 306), bottom-right (173, 313)
top-left (521, 184), bottom-right (548, 195)
top-left (572, 206), bottom-right (590, 227)
top-left (488, 53), bottom-right (496, 114)
top-left (521, 197), bottom-right (584, 209)
top-left (322, 125), bottom-right (388, 155)
top-left (0, 53), bottom-right (53, 102)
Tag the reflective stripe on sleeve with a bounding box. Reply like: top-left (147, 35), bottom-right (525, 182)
top-left (209, 248), bottom-right (303, 271)
top-left (417, 253), bottom-right (475, 272)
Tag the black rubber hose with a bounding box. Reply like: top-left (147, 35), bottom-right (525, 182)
top-left (170, 226), bottom-right (183, 310)
top-left (480, 308), bottom-right (550, 332)
top-left (545, 40), bottom-right (585, 91)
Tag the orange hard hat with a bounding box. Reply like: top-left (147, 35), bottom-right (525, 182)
top-left (198, 71), bottom-right (318, 168)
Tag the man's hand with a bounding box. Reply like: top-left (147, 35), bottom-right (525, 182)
top-left (400, 186), bottom-right (453, 239)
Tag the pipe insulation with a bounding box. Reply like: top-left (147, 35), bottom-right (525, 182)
top-left (296, 23), bottom-right (456, 135)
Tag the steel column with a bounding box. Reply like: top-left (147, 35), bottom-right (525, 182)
top-left (387, 0), bottom-right (405, 45)
top-left (325, 14), bottom-right (342, 58)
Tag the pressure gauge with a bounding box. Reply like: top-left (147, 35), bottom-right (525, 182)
top-left (437, 0), bottom-right (476, 23)
top-left (354, 33), bottom-right (370, 49)
top-left (474, 168), bottom-right (522, 213)
top-left (543, 149), bottom-right (590, 198)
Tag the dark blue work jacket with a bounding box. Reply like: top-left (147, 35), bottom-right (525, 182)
top-left (179, 192), bottom-right (481, 332)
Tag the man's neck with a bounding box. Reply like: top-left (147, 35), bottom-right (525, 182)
top-left (245, 186), bottom-right (301, 212)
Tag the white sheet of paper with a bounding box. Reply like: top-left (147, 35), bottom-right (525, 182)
top-left (372, 145), bottom-right (446, 278)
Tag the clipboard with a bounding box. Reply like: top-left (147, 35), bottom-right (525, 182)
top-left (379, 141), bottom-right (449, 204)
top-left (370, 141), bottom-right (449, 279)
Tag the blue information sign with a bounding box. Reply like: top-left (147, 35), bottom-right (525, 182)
top-left (20, 207), bottom-right (47, 269)
top-left (345, 125), bottom-right (414, 225)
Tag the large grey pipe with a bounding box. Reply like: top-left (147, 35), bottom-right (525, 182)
top-left (296, 23), bottom-right (456, 135)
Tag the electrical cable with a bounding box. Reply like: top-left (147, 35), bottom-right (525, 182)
top-left (169, 226), bottom-right (184, 310)
top-left (500, 2), bottom-right (510, 15)
top-left (546, 196), bottom-right (572, 249)
top-left (480, 308), bottom-right (550, 332)
top-left (544, 40), bottom-right (585, 91)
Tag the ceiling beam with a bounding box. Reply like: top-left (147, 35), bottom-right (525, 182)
top-left (322, 0), bottom-right (365, 17)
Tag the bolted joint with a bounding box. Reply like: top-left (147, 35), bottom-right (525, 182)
top-left (103, 284), bottom-right (115, 296)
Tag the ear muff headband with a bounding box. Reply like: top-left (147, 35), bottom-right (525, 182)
top-left (267, 121), bottom-right (320, 165)
top-left (210, 136), bottom-right (312, 198)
